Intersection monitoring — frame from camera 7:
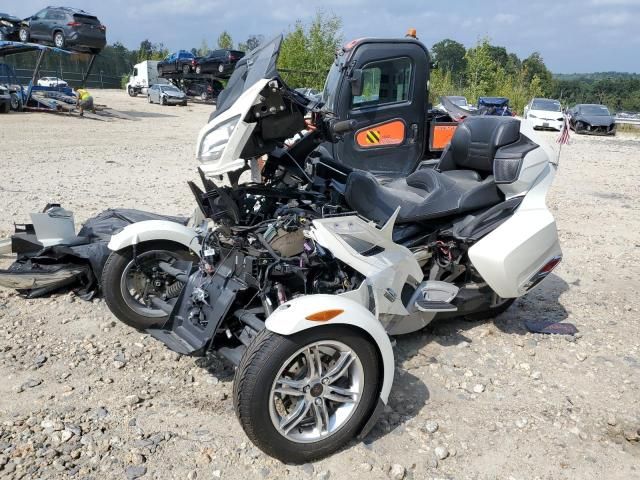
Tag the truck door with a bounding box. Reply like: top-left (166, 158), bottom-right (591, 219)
top-left (330, 40), bottom-right (430, 178)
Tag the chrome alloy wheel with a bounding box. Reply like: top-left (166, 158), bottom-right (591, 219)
top-left (269, 340), bottom-right (364, 443)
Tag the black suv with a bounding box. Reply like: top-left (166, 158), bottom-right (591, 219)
top-left (193, 49), bottom-right (245, 76)
top-left (19, 7), bottom-right (106, 53)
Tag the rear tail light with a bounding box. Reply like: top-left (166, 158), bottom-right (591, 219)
top-left (67, 21), bottom-right (81, 27)
top-left (229, 55), bottom-right (238, 61)
top-left (99, 25), bottom-right (106, 31)
top-left (524, 255), bottom-right (562, 291)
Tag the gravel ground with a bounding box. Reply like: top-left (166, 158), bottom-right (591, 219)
top-left (0, 90), bottom-right (639, 480)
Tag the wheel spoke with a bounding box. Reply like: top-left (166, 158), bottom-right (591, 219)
top-left (304, 347), bottom-right (323, 379)
top-left (280, 399), bottom-right (311, 435)
top-left (324, 351), bottom-right (354, 383)
top-left (312, 399), bottom-right (330, 433)
top-left (274, 378), bottom-right (306, 397)
top-left (324, 385), bottom-right (359, 404)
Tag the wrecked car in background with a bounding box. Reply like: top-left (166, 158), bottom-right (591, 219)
top-left (0, 84), bottom-right (11, 112)
top-left (568, 104), bottom-right (616, 135)
top-left (0, 12), bottom-right (21, 41)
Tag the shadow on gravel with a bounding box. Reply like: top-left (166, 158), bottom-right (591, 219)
top-left (121, 110), bottom-right (178, 118)
top-left (360, 274), bottom-right (570, 445)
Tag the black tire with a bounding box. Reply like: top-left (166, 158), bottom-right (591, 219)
top-left (464, 298), bottom-right (515, 321)
top-left (101, 241), bottom-right (194, 330)
top-left (161, 96), bottom-right (167, 105)
top-left (147, 94), bottom-right (152, 103)
top-left (234, 325), bottom-right (381, 464)
top-left (19, 27), bottom-right (29, 43)
top-left (53, 31), bottom-right (65, 49)
top-left (200, 92), bottom-right (208, 101)
top-left (182, 64), bottom-right (190, 74)
top-left (128, 86), bottom-right (137, 97)
top-left (9, 93), bottom-right (20, 111)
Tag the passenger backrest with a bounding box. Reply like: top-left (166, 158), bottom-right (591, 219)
top-left (438, 116), bottom-right (521, 174)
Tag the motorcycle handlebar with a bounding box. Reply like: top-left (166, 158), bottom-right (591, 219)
top-left (332, 119), bottom-right (357, 134)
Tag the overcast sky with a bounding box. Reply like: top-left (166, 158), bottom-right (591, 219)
top-left (7, 0), bottom-right (640, 73)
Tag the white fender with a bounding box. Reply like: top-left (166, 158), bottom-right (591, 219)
top-left (265, 294), bottom-right (395, 404)
top-left (107, 220), bottom-right (201, 254)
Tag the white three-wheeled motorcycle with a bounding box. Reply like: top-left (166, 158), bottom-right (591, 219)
top-left (101, 36), bottom-right (562, 462)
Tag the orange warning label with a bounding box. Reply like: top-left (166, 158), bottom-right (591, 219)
top-left (356, 120), bottom-right (406, 148)
top-left (430, 123), bottom-right (458, 151)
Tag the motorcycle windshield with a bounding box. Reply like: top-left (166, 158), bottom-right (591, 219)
top-left (211, 35), bottom-right (283, 121)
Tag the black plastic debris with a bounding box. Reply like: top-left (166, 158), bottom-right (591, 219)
top-left (525, 319), bottom-right (578, 335)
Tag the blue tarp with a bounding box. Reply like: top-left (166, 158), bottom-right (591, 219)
top-left (478, 97), bottom-right (510, 107)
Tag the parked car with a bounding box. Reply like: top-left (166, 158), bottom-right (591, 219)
top-left (37, 77), bottom-right (68, 88)
top-left (157, 51), bottom-right (196, 76)
top-left (0, 12), bottom-right (22, 41)
top-left (193, 49), bottom-right (244, 76)
top-left (185, 80), bottom-right (223, 101)
top-left (18, 7), bottom-right (106, 53)
top-left (147, 84), bottom-right (187, 106)
top-left (568, 104), bottom-right (616, 135)
top-left (0, 85), bottom-right (11, 113)
top-left (0, 62), bottom-right (24, 111)
top-left (524, 98), bottom-right (564, 131)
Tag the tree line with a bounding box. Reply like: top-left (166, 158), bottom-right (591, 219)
top-left (2, 10), bottom-right (638, 112)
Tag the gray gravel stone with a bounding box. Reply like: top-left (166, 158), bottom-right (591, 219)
top-left (125, 465), bottom-right (147, 479)
top-left (389, 464), bottom-right (406, 480)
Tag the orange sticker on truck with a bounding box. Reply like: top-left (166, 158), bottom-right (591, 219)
top-left (356, 120), bottom-right (406, 148)
top-left (430, 123), bottom-right (458, 151)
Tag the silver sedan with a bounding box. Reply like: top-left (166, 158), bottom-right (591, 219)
top-left (148, 84), bottom-right (187, 106)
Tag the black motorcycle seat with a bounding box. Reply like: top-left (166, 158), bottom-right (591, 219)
top-left (344, 116), bottom-right (522, 224)
top-left (345, 169), bottom-right (501, 224)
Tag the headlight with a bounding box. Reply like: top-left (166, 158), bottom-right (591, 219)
top-left (0, 20), bottom-right (13, 27)
top-left (198, 115), bottom-right (240, 163)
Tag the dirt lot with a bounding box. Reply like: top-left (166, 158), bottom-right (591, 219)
top-left (0, 89), bottom-right (639, 480)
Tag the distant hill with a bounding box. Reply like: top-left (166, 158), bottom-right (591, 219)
top-left (554, 72), bottom-right (640, 81)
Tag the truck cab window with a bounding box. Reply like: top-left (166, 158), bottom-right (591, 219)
top-left (352, 57), bottom-right (412, 108)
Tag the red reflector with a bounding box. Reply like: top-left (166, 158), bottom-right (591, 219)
top-left (541, 256), bottom-right (562, 273)
top-left (67, 22), bottom-right (81, 27)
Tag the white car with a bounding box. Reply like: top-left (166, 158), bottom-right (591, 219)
top-left (524, 98), bottom-right (564, 131)
top-left (37, 77), bottom-right (68, 88)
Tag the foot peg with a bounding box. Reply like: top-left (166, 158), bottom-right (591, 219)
top-left (410, 281), bottom-right (459, 313)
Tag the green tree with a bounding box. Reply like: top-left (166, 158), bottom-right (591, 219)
top-left (278, 10), bottom-right (342, 90)
top-left (522, 52), bottom-right (554, 96)
top-left (197, 39), bottom-right (210, 57)
top-left (238, 35), bottom-right (263, 52)
top-left (217, 31), bottom-right (233, 49)
top-left (431, 39), bottom-right (467, 77)
top-left (463, 38), bottom-right (503, 103)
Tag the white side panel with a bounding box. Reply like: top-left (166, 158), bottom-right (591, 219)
top-left (265, 294), bottom-right (395, 404)
top-left (499, 121), bottom-right (554, 199)
top-left (308, 214), bottom-right (423, 318)
top-left (107, 220), bottom-right (201, 254)
top-left (469, 164), bottom-right (562, 298)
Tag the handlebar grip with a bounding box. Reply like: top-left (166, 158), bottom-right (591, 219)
top-left (332, 119), bottom-right (357, 134)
